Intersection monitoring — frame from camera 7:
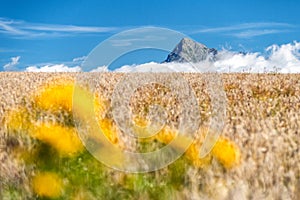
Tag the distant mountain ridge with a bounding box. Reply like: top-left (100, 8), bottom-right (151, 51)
top-left (164, 38), bottom-right (217, 63)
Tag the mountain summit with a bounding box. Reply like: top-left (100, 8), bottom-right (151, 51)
top-left (164, 38), bottom-right (217, 63)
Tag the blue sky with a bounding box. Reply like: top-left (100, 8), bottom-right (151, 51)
top-left (0, 0), bottom-right (300, 71)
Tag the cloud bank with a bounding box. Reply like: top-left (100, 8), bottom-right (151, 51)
top-left (113, 41), bottom-right (300, 73)
top-left (214, 41), bottom-right (300, 73)
top-left (26, 64), bottom-right (81, 72)
top-left (23, 41), bottom-right (300, 73)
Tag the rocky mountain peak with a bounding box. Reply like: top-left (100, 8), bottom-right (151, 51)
top-left (164, 37), bottom-right (217, 63)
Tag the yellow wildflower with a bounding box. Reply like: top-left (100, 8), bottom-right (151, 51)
top-left (5, 107), bottom-right (32, 132)
top-left (186, 137), bottom-right (241, 169)
top-left (212, 137), bottom-right (241, 169)
top-left (35, 82), bottom-right (74, 112)
top-left (155, 125), bottom-right (177, 144)
top-left (132, 115), bottom-right (177, 143)
top-left (32, 172), bottom-right (63, 198)
top-left (93, 93), bottom-right (119, 144)
top-left (32, 123), bottom-right (83, 155)
top-left (94, 93), bottom-right (108, 119)
top-left (185, 141), bottom-right (213, 168)
top-left (184, 126), bottom-right (241, 169)
top-left (98, 118), bottom-right (119, 144)
top-left (132, 115), bottom-right (149, 127)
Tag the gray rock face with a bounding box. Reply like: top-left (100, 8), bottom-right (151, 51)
top-left (164, 38), bottom-right (217, 63)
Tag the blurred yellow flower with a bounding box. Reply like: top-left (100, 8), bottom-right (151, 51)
top-left (184, 126), bottom-right (241, 169)
top-left (98, 118), bottom-right (119, 144)
top-left (212, 137), bottom-right (241, 169)
top-left (94, 93), bottom-right (108, 119)
top-left (155, 125), bottom-right (177, 144)
top-left (93, 93), bottom-right (119, 145)
top-left (5, 107), bottom-right (32, 132)
top-left (32, 172), bottom-right (63, 198)
top-left (32, 123), bottom-right (83, 155)
top-left (185, 142), bottom-right (213, 168)
top-left (132, 115), bottom-right (149, 127)
top-left (132, 116), bottom-right (177, 144)
top-left (35, 82), bottom-right (74, 112)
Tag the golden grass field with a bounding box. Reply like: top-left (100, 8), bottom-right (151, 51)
top-left (0, 72), bottom-right (299, 200)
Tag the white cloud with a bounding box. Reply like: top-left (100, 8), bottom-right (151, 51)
top-left (0, 48), bottom-right (24, 53)
top-left (0, 17), bottom-right (118, 38)
top-left (3, 56), bottom-right (20, 71)
top-left (26, 64), bottom-right (81, 72)
top-left (109, 35), bottom-right (167, 47)
top-left (22, 24), bottom-right (116, 33)
top-left (196, 22), bottom-right (293, 33)
top-left (72, 56), bottom-right (87, 62)
top-left (24, 55), bottom-right (86, 72)
top-left (114, 62), bottom-right (204, 72)
top-left (193, 22), bottom-right (295, 38)
top-left (214, 41), bottom-right (300, 73)
top-left (91, 66), bottom-right (109, 72)
top-left (232, 29), bottom-right (288, 38)
top-left (0, 19), bottom-right (28, 35)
